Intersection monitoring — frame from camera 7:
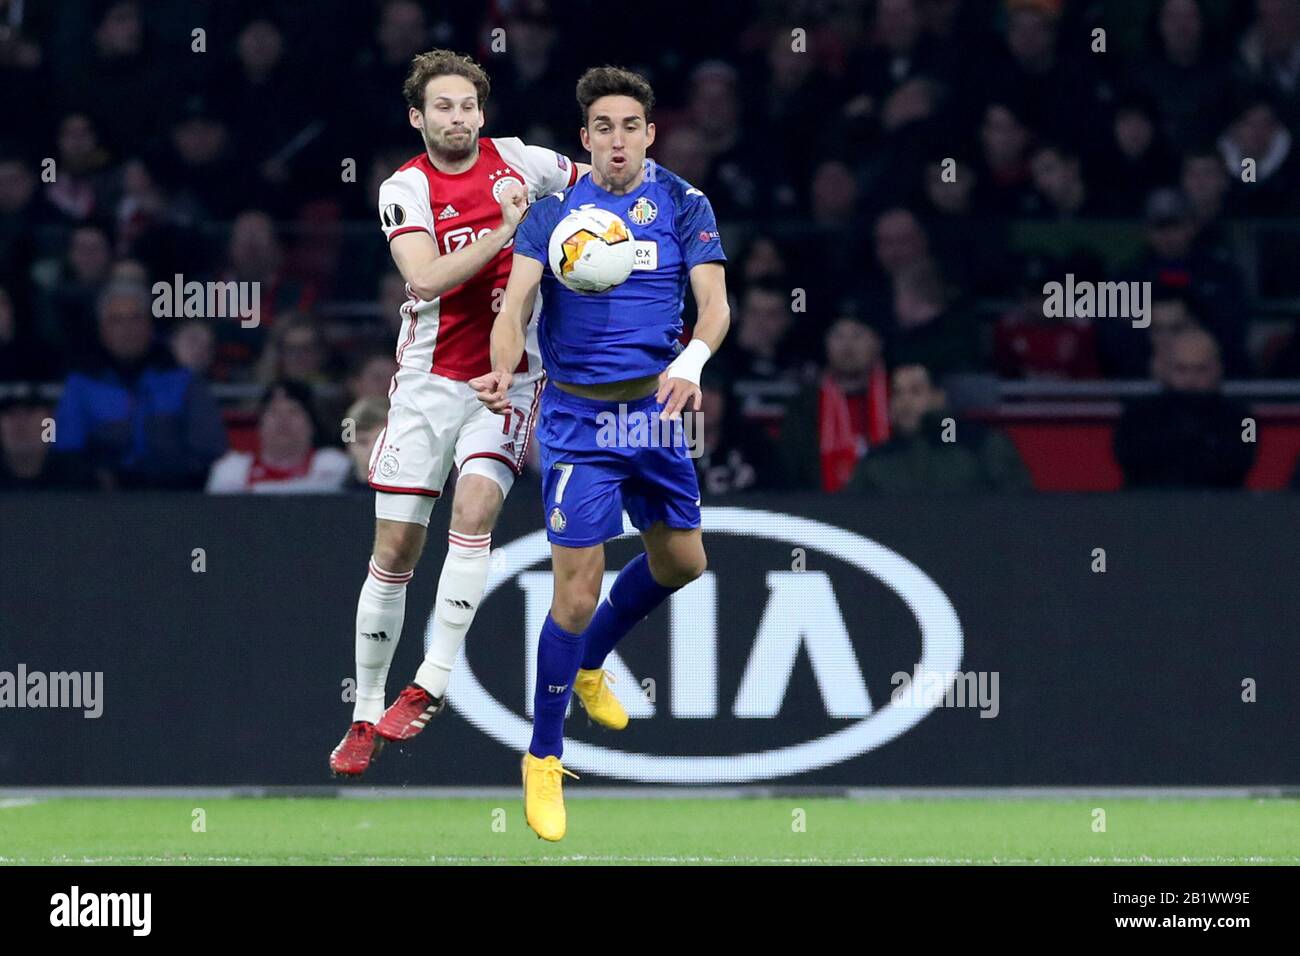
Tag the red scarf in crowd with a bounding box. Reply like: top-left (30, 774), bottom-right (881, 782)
top-left (817, 364), bottom-right (890, 492)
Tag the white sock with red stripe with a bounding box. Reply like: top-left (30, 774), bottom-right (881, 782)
top-left (352, 558), bottom-right (413, 724)
top-left (414, 531), bottom-right (492, 698)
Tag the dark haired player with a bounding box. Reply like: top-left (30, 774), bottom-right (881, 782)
top-left (474, 66), bottom-right (731, 840)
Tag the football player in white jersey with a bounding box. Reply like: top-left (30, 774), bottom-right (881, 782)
top-left (330, 50), bottom-right (588, 776)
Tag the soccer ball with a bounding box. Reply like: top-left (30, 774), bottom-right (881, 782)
top-left (547, 206), bottom-right (636, 294)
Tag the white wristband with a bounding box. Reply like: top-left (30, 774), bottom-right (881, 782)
top-left (665, 338), bottom-right (712, 385)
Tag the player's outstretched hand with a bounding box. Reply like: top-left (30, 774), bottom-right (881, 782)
top-left (498, 181), bottom-right (528, 231)
top-left (470, 370), bottom-right (513, 414)
top-left (656, 372), bottom-right (701, 421)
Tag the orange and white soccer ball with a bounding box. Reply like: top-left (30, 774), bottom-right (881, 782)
top-left (547, 205), bottom-right (636, 294)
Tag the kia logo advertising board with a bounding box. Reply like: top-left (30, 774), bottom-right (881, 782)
top-left (438, 508), bottom-right (965, 783)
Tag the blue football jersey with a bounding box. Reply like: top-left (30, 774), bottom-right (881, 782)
top-left (512, 161), bottom-right (726, 385)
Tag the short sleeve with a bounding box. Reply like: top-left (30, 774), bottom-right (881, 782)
top-left (513, 194), bottom-right (564, 264)
top-left (493, 137), bottom-right (579, 198)
top-left (523, 144), bottom-right (579, 195)
top-left (377, 172), bottom-right (434, 242)
top-left (675, 187), bottom-right (727, 269)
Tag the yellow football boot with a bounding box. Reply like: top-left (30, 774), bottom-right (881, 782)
top-left (572, 668), bottom-right (629, 730)
top-left (522, 753), bottom-right (578, 841)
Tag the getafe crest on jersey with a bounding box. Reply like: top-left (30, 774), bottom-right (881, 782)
top-left (627, 196), bottom-right (657, 225)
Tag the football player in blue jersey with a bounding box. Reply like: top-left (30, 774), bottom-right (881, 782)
top-left (472, 66), bottom-right (731, 840)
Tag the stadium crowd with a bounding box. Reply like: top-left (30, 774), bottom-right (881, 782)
top-left (2, 0), bottom-right (1300, 494)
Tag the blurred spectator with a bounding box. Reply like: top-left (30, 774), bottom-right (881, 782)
top-left (0, 283), bottom-right (59, 383)
top-left (1096, 94), bottom-right (1178, 217)
top-left (994, 258), bottom-right (1101, 379)
top-left (212, 17), bottom-right (316, 201)
top-left (848, 363), bottom-right (1032, 493)
top-left (0, 155), bottom-right (56, 314)
top-left (779, 316), bottom-right (889, 492)
top-left (719, 279), bottom-right (810, 437)
top-left (693, 371), bottom-right (785, 495)
top-left (46, 113), bottom-right (114, 222)
top-left (342, 395), bottom-right (388, 490)
top-left (1099, 188), bottom-right (1250, 377)
top-left (112, 158), bottom-right (200, 275)
top-left (859, 206), bottom-right (936, 315)
top-left (922, 156), bottom-right (975, 218)
top-left (656, 127), bottom-right (711, 191)
top-left (211, 211), bottom-right (317, 380)
top-left (810, 160), bottom-right (860, 227)
top-left (1181, 145), bottom-right (1233, 240)
top-left (1234, 0), bottom-right (1300, 125)
top-left (41, 223), bottom-right (112, 359)
top-left (346, 0), bottom-right (431, 150)
top-left (757, 27), bottom-right (847, 205)
top-left (51, 281), bottom-right (227, 489)
top-left (1114, 328), bottom-right (1256, 487)
top-left (972, 101), bottom-right (1035, 217)
top-left (987, 0), bottom-right (1108, 149)
top-left (686, 61), bottom-right (763, 218)
top-left (737, 235), bottom-right (788, 285)
top-left (65, 1), bottom-right (166, 155)
top-left (207, 380), bottom-right (349, 494)
top-left (919, 157), bottom-right (1015, 297)
top-left (1147, 294), bottom-right (1203, 371)
top-left (346, 350), bottom-right (396, 403)
top-left (0, 393), bottom-right (93, 490)
top-left (256, 316), bottom-right (331, 388)
top-left (886, 262), bottom-right (978, 375)
top-left (1217, 90), bottom-right (1300, 217)
top-left (1023, 142), bottom-right (1104, 220)
top-left (150, 97), bottom-right (245, 220)
top-left (1130, 0), bottom-right (1231, 151)
top-left (482, 2), bottom-right (571, 145)
top-left (170, 318), bottom-right (215, 379)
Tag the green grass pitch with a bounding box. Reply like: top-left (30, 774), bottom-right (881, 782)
top-left (2, 797), bottom-right (1296, 865)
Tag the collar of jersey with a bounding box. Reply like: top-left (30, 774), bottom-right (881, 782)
top-left (583, 158), bottom-right (654, 201)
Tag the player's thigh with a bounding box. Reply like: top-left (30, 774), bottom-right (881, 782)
top-left (539, 449), bottom-right (627, 548)
top-left (450, 376), bottom-right (540, 528)
top-left (370, 369), bottom-right (460, 503)
top-left (623, 438), bottom-right (703, 569)
top-left (549, 541), bottom-right (606, 632)
top-left (640, 522), bottom-right (706, 587)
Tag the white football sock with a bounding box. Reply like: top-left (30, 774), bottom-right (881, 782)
top-left (414, 531), bottom-right (491, 698)
top-left (352, 558), bottom-right (412, 724)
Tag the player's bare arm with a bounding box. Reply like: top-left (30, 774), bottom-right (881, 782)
top-left (470, 252), bottom-right (542, 414)
top-left (656, 261), bottom-right (730, 420)
top-left (389, 182), bottom-right (528, 301)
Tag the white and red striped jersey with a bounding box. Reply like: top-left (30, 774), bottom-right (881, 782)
top-left (378, 137), bottom-right (579, 382)
top-left (206, 448), bottom-right (351, 494)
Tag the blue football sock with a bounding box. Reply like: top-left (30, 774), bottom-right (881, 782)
top-left (528, 614), bottom-right (586, 759)
top-left (580, 553), bottom-right (678, 671)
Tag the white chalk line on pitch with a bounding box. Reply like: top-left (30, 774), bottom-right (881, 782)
top-left (0, 799), bottom-right (42, 810)
top-left (3, 854), bottom-right (1296, 865)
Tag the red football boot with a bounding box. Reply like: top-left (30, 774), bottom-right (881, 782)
top-left (329, 721), bottom-right (383, 777)
top-left (376, 684), bottom-right (446, 742)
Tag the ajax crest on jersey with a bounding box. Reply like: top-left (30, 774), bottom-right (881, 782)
top-left (547, 206), bottom-right (636, 294)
